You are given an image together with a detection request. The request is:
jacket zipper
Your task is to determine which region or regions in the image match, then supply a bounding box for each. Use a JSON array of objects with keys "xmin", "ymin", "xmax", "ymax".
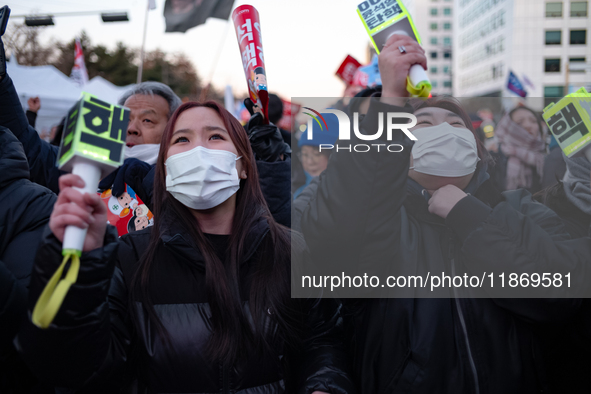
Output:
[{"xmin": 449, "ymin": 233, "xmax": 480, "ymax": 394}]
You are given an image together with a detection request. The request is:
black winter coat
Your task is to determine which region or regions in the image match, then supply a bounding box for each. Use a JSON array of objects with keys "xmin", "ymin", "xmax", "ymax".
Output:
[
  {"xmin": 0, "ymin": 127, "xmax": 56, "ymax": 393},
  {"xmin": 17, "ymin": 214, "xmax": 354, "ymax": 393},
  {"xmin": 533, "ymin": 183, "xmax": 591, "ymax": 393},
  {"xmin": 299, "ymin": 98, "xmax": 586, "ymax": 394},
  {"xmin": 0, "ymin": 75, "xmax": 62, "ymax": 194}
]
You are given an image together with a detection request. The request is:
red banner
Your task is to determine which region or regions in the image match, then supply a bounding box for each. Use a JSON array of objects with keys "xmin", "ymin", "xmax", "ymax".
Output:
[
  {"xmin": 232, "ymin": 5, "xmax": 269, "ymax": 122},
  {"xmin": 277, "ymin": 99, "xmax": 301, "ymax": 131},
  {"xmin": 335, "ymin": 55, "xmax": 362, "ymax": 85},
  {"xmin": 98, "ymin": 185, "xmax": 153, "ymax": 237}
]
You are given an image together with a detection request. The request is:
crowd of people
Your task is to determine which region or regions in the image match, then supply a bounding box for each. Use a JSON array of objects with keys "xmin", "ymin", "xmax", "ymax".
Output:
[{"xmin": 0, "ymin": 28, "xmax": 591, "ymax": 394}]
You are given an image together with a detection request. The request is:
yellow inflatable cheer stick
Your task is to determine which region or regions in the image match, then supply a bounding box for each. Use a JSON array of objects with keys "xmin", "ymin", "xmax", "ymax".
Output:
[{"xmin": 32, "ymin": 93, "xmax": 129, "ymax": 328}]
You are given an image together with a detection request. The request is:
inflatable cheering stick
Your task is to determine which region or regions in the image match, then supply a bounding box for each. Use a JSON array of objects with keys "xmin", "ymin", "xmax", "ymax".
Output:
[
  {"xmin": 32, "ymin": 93, "xmax": 129, "ymax": 328},
  {"xmin": 543, "ymin": 87, "xmax": 591, "ymax": 162},
  {"xmin": 357, "ymin": 0, "xmax": 431, "ymax": 97},
  {"xmin": 232, "ymin": 4, "xmax": 270, "ymax": 123}
]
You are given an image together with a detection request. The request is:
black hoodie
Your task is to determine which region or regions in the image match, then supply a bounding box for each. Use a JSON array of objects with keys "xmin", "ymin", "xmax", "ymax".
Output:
[{"xmin": 0, "ymin": 127, "xmax": 56, "ymax": 393}]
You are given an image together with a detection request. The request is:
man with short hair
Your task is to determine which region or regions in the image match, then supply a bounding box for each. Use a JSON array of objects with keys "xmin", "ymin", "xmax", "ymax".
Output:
[
  {"xmin": 118, "ymin": 81, "xmax": 182, "ymax": 148},
  {"xmin": 0, "ymin": 71, "xmax": 182, "ymax": 193}
]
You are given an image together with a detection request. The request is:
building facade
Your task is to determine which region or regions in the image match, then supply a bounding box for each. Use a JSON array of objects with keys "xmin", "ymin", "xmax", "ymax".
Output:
[
  {"xmin": 413, "ymin": 0, "xmax": 455, "ymax": 95},
  {"xmin": 454, "ymin": 0, "xmax": 591, "ymax": 99}
]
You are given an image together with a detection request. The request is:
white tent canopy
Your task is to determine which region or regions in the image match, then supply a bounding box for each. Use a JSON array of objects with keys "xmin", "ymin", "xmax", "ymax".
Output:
[
  {"xmin": 84, "ymin": 76, "xmax": 135, "ymax": 106},
  {"xmin": 6, "ymin": 60, "xmax": 135, "ymax": 135}
]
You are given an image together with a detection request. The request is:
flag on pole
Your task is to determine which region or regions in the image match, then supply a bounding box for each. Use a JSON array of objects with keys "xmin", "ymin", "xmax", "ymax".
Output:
[
  {"xmin": 164, "ymin": 0, "xmax": 234, "ymax": 33},
  {"xmin": 522, "ymin": 75, "xmax": 535, "ymax": 90},
  {"xmin": 507, "ymin": 71, "xmax": 527, "ymax": 98},
  {"xmin": 70, "ymin": 38, "xmax": 89, "ymax": 87}
]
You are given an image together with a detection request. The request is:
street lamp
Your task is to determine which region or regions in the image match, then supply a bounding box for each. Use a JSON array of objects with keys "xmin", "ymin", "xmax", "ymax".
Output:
[
  {"xmin": 13, "ymin": 11, "xmax": 129, "ymax": 26},
  {"xmin": 24, "ymin": 16, "xmax": 54, "ymax": 26},
  {"xmin": 101, "ymin": 12, "xmax": 129, "ymax": 23}
]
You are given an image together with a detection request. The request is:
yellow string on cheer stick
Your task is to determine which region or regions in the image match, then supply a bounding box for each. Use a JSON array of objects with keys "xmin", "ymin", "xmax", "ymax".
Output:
[
  {"xmin": 31, "ymin": 93, "xmax": 129, "ymax": 329},
  {"xmin": 406, "ymin": 76, "xmax": 431, "ymax": 98},
  {"xmin": 32, "ymin": 253, "xmax": 80, "ymax": 328}
]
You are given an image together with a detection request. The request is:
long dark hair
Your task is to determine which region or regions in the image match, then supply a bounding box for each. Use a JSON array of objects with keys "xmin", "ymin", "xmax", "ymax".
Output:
[
  {"xmin": 129, "ymin": 101, "xmax": 299, "ymax": 366},
  {"xmin": 409, "ymin": 96, "xmax": 491, "ymax": 165}
]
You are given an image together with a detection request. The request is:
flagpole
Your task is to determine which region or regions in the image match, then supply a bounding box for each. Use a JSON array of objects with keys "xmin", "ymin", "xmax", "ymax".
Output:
[
  {"xmin": 199, "ymin": 20, "xmax": 232, "ymax": 102},
  {"xmin": 137, "ymin": 0, "xmax": 150, "ymax": 84}
]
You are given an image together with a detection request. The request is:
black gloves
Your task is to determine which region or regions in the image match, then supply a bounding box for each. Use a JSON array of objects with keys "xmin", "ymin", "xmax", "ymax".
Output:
[
  {"xmin": 98, "ymin": 158, "xmax": 154, "ymax": 209},
  {"xmin": 244, "ymin": 98, "xmax": 291, "ymax": 162}
]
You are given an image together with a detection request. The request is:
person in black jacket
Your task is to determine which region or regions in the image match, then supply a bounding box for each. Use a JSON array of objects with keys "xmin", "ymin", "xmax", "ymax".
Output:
[
  {"xmin": 17, "ymin": 101, "xmax": 353, "ymax": 394},
  {"xmin": 298, "ymin": 34, "xmax": 584, "ymax": 393},
  {"xmin": 0, "ymin": 69, "xmax": 291, "ymax": 228},
  {"xmin": 0, "ymin": 127, "xmax": 56, "ymax": 393},
  {"xmin": 533, "ymin": 154, "xmax": 591, "ymax": 393}
]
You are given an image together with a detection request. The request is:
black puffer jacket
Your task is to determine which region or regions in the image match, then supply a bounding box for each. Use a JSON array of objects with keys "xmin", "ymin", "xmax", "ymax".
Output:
[
  {"xmin": 0, "ymin": 127, "xmax": 56, "ymax": 393},
  {"xmin": 300, "ymin": 98, "xmax": 585, "ymax": 394},
  {"xmin": 533, "ymin": 183, "xmax": 591, "ymax": 394},
  {"xmin": 0, "ymin": 128, "xmax": 56, "ymax": 288},
  {"xmin": 17, "ymin": 213, "xmax": 354, "ymax": 393},
  {"xmin": 0, "ymin": 75, "xmax": 61, "ymax": 194}
]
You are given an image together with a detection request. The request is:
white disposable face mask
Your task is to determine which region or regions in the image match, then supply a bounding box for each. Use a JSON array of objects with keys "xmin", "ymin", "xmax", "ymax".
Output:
[
  {"xmin": 165, "ymin": 146, "xmax": 242, "ymax": 210},
  {"xmin": 410, "ymin": 122, "xmax": 479, "ymax": 177},
  {"xmin": 124, "ymin": 144, "xmax": 160, "ymax": 165}
]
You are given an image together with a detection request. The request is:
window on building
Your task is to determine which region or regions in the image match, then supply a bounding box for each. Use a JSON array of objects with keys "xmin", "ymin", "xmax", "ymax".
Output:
[
  {"xmin": 443, "ymin": 51, "xmax": 452, "ymax": 59},
  {"xmin": 431, "ymin": 8, "xmax": 438, "ymax": 15},
  {"xmin": 570, "ymin": 29, "xmax": 587, "ymax": 44},
  {"xmin": 571, "ymin": 1, "xmax": 588, "ymax": 16},
  {"xmin": 432, "ymin": 80, "xmax": 438, "ymax": 88},
  {"xmin": 431, "ymin": 51, "xmax": 438, "ymax": 59},
  {"xmin": 546, "ymin": 2, "xmax": 563, "ymax": 17},
  {"xmin": 444, "ymin": 22, "xmax": 452, "ymax": 30},
  {"xmin": 569, "ymin": 57, "xmax": 586, "ymax": 72},
  {"xmin": 431, "ymin": 66, "xmax": 438, "ymax": 74},
  {"xmin": 443, "ymin": 66, "xmax": 450, "ymax": 73},
  {"xmin": 430, "ymin": 22, "xmax": 438, "ymax": 30},
  {"xmin": 545, "ymin": 30, "xmax": 562, "ymax": 45},
  {"xmin": 443, "ymin": 8, "xmax": 452, "ymax": 15},
  {"xmin": 431, "ymin": 37, "xmax": 438, "ymax": 45},
  {"xmin": 545, "ymin": 86, "xmax": 565, "ymax": 106},
  {"xmin": 545, "ymin": 58, "xmax": 561, "ymax": 72},
  {"xmin": 443, "ymin": 37, "xmax": 452, "ymax": 46},
  {"xmin": 443, "ymin": 80, "xmax": 452, "ymax": 88},
  {"xmin": 544, "ymin": 86, "xmax": 565, "ymax": 97}
]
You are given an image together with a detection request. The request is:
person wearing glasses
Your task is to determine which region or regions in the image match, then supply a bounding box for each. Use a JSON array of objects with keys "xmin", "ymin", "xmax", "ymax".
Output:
[{"xmin": 293, "ymin": 117, "xmax": 339, "ymax": 200}]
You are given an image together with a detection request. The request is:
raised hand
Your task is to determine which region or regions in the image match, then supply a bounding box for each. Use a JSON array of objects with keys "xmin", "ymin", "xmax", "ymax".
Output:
[{"xmin": 50, "ymin": 174, "xmax": 107, "ymax": 252}]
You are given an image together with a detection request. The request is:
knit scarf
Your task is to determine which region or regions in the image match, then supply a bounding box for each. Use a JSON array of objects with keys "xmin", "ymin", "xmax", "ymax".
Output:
[{"xmin": 495, "ymin": 114, "xmax": 546, "ymax": 190}]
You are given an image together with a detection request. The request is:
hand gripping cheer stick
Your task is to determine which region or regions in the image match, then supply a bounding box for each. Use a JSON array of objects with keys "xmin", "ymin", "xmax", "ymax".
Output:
[
  {"xmin": 543, "ymin": 87, "xmax": 591, "ymax": 162},
  {"xmin": 357, "ymin": 0, "xmax": 432, "ymax": 98},
  {"xmin": 32, "ymin": 93, "xmax": 129, "ymax": 328}
]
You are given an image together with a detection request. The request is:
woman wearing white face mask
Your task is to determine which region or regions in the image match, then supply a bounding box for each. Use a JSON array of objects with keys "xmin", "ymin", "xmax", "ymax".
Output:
[
  {"xmin": 17, "ymin": 102, "xmax": 354, "ymax": 394},
  {"xmin": 300, "ymin": 33, "xmax": 581, "ymax": 394}
]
